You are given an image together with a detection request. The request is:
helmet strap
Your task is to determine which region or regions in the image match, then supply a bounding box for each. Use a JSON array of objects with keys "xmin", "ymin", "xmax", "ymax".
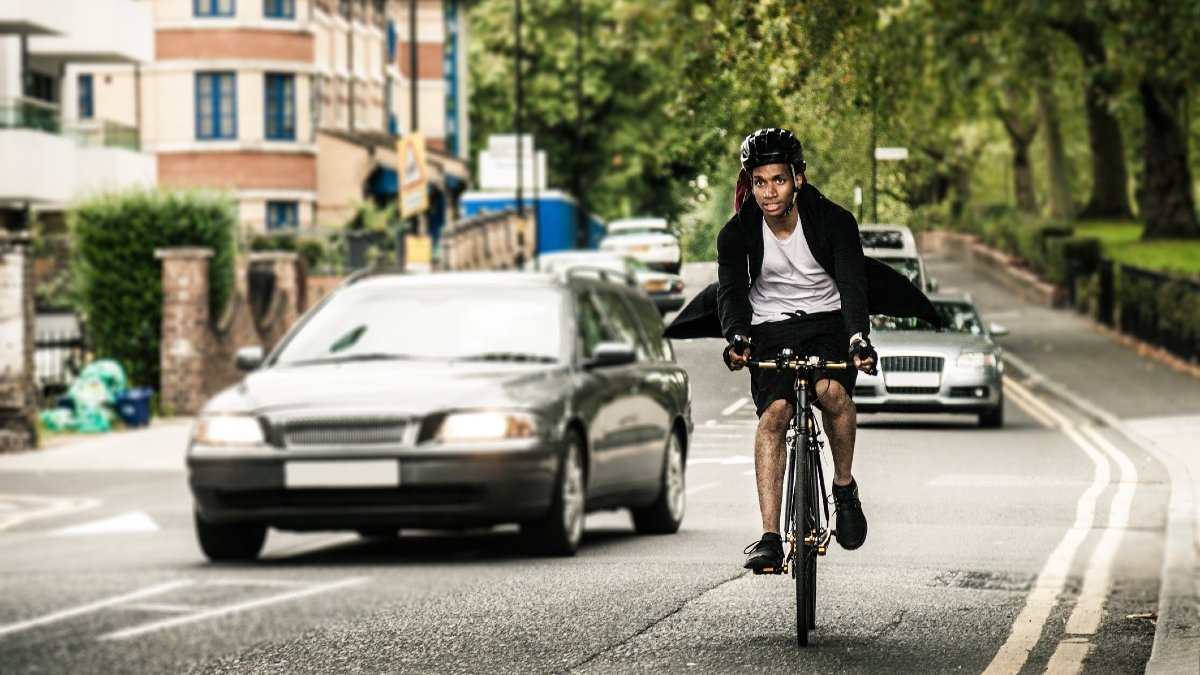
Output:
[{"xmin": 779, "ymin": 164, "xmax": 798, "ymax": 219}]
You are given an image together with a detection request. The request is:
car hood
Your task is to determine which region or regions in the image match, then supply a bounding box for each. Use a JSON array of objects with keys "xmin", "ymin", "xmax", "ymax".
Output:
[
  {"xmin": 871, "ymin": 331, "xmax": 997, "ymax": 354},
  {"xmin": 203, "ymin": 361, "xmax": 574, "ymax": 416}
]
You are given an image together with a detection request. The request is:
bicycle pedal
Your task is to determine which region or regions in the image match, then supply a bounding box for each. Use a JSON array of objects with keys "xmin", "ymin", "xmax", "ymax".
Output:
[{"xmin": 752, "ymin": 566, "xmax": 785, "ymax": 575}]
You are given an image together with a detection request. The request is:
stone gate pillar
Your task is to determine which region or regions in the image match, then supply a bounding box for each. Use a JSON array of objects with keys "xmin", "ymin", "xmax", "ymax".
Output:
[
  {"xmin": 0, "ymin": 232, "xmax": 36, "ymax": 451},
  {"xmin": 156, "ymin": 247, "xmax": 212, "ymax": 416}
]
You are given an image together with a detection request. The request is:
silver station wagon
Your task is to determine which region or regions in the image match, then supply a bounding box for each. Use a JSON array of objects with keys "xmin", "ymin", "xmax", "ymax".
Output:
[
  {"xmin": 853, "ymin": 293, "xmax": 1008, "ymax": 427},
  {"xmin": 187, "ymin": 271, "xmax": 692, "ymax": 561}
]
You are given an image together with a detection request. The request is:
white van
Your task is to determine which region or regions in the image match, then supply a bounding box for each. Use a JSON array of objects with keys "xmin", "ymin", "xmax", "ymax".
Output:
[{"xmin": 859, "ymin": 224, "xmax": 937, "ymax": 292}]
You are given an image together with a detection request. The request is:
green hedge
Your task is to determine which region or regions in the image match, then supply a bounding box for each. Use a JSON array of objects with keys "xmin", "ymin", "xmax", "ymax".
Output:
[
  {"xmin": 249, "ymin": 232, "xmax": 326, "ymax": 270},
  {"xmin": 70, "ymin": 189, "xmax": 237, "ymax": 388}
]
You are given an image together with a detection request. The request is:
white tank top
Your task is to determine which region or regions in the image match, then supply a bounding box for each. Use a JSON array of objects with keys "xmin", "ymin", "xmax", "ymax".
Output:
[{"xmin": 750, "ymin": 217, "xmax": 842, "ymax": 325}]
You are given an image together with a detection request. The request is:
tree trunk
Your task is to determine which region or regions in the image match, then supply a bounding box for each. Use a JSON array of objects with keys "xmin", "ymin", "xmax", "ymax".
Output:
[
  {"xmin": 1036, "ymin": 81, "xmax": 1073, "ymax": 219},
  {"xmin": 1057, "ymin": 19, "xmax": 1133, "ymax": 220},
  {"xmin": 1139, "ymin": 79, "xmax": 1200, "ymax": 239},
  {"xmin": 998, "ymin": 92, "xmax": 1039, "ymax": 214}
]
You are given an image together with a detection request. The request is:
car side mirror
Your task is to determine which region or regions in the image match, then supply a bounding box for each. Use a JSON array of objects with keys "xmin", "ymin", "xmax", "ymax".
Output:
[
  {"xmin": 927, "ymin": 277, "xmax": 940, "ymax": 292},
  {"xmin": 234, "ymin": 346, "xmax": 264, "ymax": 372},
  {"xmin": 587, "ymin": 341, "xmax": 637, "ymax": 369},
  {"xmin": 988, "ymin": 323, "xmax": 1009, "ymax": 337}
]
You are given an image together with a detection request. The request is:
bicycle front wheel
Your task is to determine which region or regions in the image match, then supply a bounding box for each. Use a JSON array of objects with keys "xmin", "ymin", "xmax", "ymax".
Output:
[{"xmin": 794, "ymin": 439, "xmax": 817, "ymax": 646}]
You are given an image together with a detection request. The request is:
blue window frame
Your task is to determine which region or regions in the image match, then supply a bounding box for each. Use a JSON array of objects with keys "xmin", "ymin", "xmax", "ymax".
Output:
[
  {"xmin": 194, "ymin": 0, "xmax": 235, "ymax": 17},
  {"xmin": 78, "ymin": 74, "xmax": 94, "ymax": 119},
  {"xmin": 264, "ymin": 73, "xmax": 296, "ymax": 140},
  {"xmin": 195, "ymin": 72, "xmax": 237, "ymax": 140},
  {"xmin": 266, "ymin": 201, "xmax": 299, "ymax": 230},
  {"xmin": 264, "ymin": 0, "xmax": 294, "ymax": 18},
  {"xmin": 386, "ymin": 19, "xmax": 397, "ymax": 61}
]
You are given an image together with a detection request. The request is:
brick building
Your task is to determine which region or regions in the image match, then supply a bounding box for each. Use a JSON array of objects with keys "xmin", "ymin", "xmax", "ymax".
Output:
[{"xmin": 75, "ymin": 0, "xmax": 470, "ymax": 240}]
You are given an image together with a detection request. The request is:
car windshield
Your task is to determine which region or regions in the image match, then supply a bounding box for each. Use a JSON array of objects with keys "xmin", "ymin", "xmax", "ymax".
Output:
[
  {"xmin": 273, "ymin": 286, "xmax": 564, "ymax": 365},
  {"xmin": 872, "ymin": 302, "xmax": 984, "ymax": 334},
  {"xmin": 879, "ymin": 257, "xmax": 922, "ymax": 285}
]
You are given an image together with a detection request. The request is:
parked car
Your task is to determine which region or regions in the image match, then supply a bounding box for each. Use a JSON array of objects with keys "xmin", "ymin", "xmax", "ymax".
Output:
[
  {"xmin": 599, "ymin": 217, "xmax": 682, "ymax": 274},
  {"xmin": 853, "ymin": 293, "xmax": 1008, "ymax": 427},
  {"xmin": 187, "ymin": 271, "xmax": 692, "ymax": 561},
  {"xmin": 859, "ymin": 224, "xmax": 937, "ymax": 292},
  {"xmin": 531, "ymin": 250, "xmax": 686, "ymax": 314}
]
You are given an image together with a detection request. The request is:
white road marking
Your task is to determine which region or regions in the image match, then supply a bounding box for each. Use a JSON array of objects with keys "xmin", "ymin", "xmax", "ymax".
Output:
[
  {"xmin": 983, "ymin": 378, "xmax": 1111, "ymax": 675},
  {"xmin": 1003, "ymin": 378, "xmax": 1059, "ymax": 429},
  {"xmin": 51, "ymin": 511, "xmax": 158, "ymax": 536},
  {"xmin": 686, "ymin": 482, "xmax": 721, "ymax": 496},
  {"xmin": 0, "ymin": 580, "xmax": 194, "ymax": 638},
  {"xmin": 121, "ymin": 602, "xmax": 205, "ymax": 614},
  {"xmin": 704, "ymin": 419, "xmax": 718, "ymax": 427},
  {"xmin": 260, "ymin": 533, "xmax": 361, "ymax": 560},
  {"xmin": 687, "ymin": 456, "xmax": 753, "ymax": 466},
  {"xmin": 99, "ymin": 576, "xmax": 369, "ymax": 641},
  {"xmin": 721, "ymin": 398, "xmax": 750, "ymax": 416},
  {"xmin": 1045, "ymin": 639, "xmax": 1092, "ymax": 674},
  {"xmin": 0, "ymin": 494, "xmax": 101, "ymax": 532}
]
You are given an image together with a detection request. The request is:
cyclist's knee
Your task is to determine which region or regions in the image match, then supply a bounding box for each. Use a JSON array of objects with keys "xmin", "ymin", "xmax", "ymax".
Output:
[
  {"xmin": 818, "ymin": 380, "xmax": 851, "ymax": 415},
  {"xmin": 761, "ymin": 398, "xmax": 792, "ymax": 428}
]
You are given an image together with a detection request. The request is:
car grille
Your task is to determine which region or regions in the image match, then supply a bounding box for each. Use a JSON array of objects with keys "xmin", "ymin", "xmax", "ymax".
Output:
[
  {"xmin": 853, "ymin": 386, "xmax": 878, "ymax": 398},
  {"xmin": 272, "ymin": 416, "xmax": 415, "ymax": 448},
  {"xmin": 217, "ymin": 486, "xmax": 481, "ymax": 509},
  {"xmin": 885, "ymin": 386, "xmax": 940, "ymax": 395},
  {"xmin": 881, "ymin": 356, "xmax": 944, "ymax": 373}
]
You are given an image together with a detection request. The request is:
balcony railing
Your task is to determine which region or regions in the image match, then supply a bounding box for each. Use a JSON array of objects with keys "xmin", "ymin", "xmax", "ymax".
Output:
[{"xmin": 0, "ymin": 97, "xmax": 141, "ymax": 151}]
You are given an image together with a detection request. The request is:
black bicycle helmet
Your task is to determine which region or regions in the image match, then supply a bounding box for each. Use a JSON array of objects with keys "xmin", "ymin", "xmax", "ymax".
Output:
[{"xmin": 740, "ymin": 128, "xmax": 805, "ymax": 173}]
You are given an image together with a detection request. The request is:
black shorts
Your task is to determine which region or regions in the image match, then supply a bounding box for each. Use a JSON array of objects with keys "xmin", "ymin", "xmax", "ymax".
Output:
[{"xmin": 749, "ymin": 311, "xmax": 858, "ymax": 416}]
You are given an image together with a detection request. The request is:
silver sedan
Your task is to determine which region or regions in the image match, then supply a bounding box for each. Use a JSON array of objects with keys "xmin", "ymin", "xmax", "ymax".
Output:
[{"xmin": 853, "ymin": 294, "xmax": 1008, "ymax": 427}]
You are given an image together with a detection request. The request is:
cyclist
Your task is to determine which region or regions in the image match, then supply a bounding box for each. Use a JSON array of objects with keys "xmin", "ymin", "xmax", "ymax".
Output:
[{"xmin": 717, "ymin": 128, "xmax": 877, "ymax": 573}]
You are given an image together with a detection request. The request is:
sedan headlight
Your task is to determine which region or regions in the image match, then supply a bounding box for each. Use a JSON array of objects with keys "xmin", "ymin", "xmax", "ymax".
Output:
[
  {"xmin": 435, "ymin": 411, "xmax": 538, "ymax": 443},
  {"xmin": 957, "ymin": 351, "xmax": 997, "ymax": 368},
  {"xmin": 192, "ymin": 415, "xmax": 265, "ymax": 446}
]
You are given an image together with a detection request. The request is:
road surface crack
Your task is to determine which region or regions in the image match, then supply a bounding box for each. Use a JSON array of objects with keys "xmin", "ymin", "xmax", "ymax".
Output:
[{"xmin": 559, "ymin": 570, "xmax": 748, "ymax": 674}]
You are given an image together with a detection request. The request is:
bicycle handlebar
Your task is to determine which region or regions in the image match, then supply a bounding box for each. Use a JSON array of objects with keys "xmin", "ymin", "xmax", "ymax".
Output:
[{"xmin": 746, "ymin": 356, "xmax": 850, "ymax": 371}]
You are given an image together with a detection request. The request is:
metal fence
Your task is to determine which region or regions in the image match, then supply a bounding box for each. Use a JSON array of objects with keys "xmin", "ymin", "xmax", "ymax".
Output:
[
  {"xmin": 34, "ymin": 330, "xmax": 86, "ymax": 402},
  {"xmin": 1104, "ymin": 261, "xmax": 1200, "ymax": 363}
]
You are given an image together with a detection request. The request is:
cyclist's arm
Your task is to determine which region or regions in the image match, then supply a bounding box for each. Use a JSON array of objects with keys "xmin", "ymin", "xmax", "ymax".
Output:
[
  {"xmin": 828, "ymin": 209, "xmax": 870, "ymax": 341},
  {"xmin": 716, "ymin": 220, "xmax": 753, "ymax": 343}
]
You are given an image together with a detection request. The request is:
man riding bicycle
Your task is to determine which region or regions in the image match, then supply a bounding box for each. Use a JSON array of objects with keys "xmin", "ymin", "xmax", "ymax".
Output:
[{"xmin": 717, "ymin": 128, "xmax": 877, "ymax": 573}]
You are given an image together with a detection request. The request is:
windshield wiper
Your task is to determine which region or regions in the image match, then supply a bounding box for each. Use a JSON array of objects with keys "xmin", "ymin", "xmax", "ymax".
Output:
[
  {"xmin": 454, "ymin": 352, "xmax": 558, "ymax": 364},
  {"xmin": 288, "ymin": 353, "xmax": 421, "ymax": 366}
]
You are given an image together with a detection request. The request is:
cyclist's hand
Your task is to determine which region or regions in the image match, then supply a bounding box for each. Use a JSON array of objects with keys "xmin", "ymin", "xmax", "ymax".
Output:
[
  {"xmin": 850, "ymin": 336, "xmax": 878, "ymax": 375},
  {"xmin": 724, "ymin": 335, "xmax": 754, "ymax": 371}
]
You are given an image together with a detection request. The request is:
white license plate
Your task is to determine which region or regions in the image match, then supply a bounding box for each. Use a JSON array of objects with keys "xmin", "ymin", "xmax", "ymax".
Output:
[
  {"xmin": 884, "ymin": 372, "xmax": 941, "ymax": 388},
  {"xmin": 284, "ymin": 460, "xmax": 399, "ymax": 488}
]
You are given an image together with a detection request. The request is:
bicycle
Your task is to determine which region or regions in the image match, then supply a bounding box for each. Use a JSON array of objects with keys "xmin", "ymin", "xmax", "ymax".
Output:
[{"xmin": 747, "ymin": 350, "xmax": 849, "ymax": 647}]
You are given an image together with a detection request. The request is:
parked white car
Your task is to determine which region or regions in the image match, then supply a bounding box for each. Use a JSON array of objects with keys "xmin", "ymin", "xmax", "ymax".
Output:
[
  {"xmin": 599, "ymin": 217, "xmax": 682, "ymax": 274},
  {"xmin": 859, "ymin": 224, "xmax": 937, "ymax": 292}
]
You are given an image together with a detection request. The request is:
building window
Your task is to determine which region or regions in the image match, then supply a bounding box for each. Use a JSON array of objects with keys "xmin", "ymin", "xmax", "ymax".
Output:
[
  {"xmin": 264, "ymin": 73, "xmax": 296, "ymax": 140},
  {"xmin": 266, "ymin": 201, "xmax": 299, "ymax": 230},
  {"xmin": 264, "ymin": 0, "xmax": 294, "ymax": 18},
  {"xmin": 78, "ymin": 75, "xmax": 94, "ymax": 119},
  {"xmin": 194, "ymin": 0, "xmax": 235, "ymax": 17},
  {"xmin": 195, "ymin": 72, "xmax": 237, "ymax": 140}
]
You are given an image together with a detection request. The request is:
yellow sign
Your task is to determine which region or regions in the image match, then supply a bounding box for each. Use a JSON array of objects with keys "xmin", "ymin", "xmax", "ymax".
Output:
[
  {"xmin": 405, "ymin": 233, "xmax": 432, "ymax": 266},
  {"xmin": 398, "ymin": 131, "xmax": 429, "ymax": 218}
]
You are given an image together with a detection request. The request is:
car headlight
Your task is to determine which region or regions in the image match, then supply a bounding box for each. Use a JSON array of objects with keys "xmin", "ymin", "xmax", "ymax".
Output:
[
  {"xmin": 435, "ymin": 411, "xmax": 538, "ymax": 443},
  {"xmin": 192, "ymin": 415, "xmax": 265, "ymax": 446},
  {"xmin": 957, "ymin": 351, "xmax": 997, "ymax": 368}
]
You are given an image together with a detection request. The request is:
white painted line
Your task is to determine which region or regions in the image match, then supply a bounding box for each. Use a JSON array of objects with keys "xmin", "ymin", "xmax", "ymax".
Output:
[
  {"xmin": 743, "ymin": 469, "xmax": 756, "ymax": 476},
  {"xmin": 983, "ymin": 378, "xmax": 1110, "ymax": 675},
  {"xmin": 260, "ymin": 533, "xmax": 360, "ymax": 560},
  {"xmin": 704, "ymin": 419, "xmax": 718, "ymax": 427},
  {"xmin": 121, "ymin": 602, "xmax": 205, "ymax": 614},
  {"xmin": 0, "ymin": 580, "xmax": 193, "ymax": 637},
  {"xmin": 205, "ymin": 577, "xmax": 312, "ymax": 588},
  {"xmin": 1044, "ymin": 639, "xmax": 1092, "ymax": 675},
  {"xmin": 687, "ymin": 456, "xmax": 753, "ymax": 465},
  {"xmin": 1002, "ymin": 377, "xmax": 1059, "ymax": 429},
  {"xmin": 51, "ymin": 511, "xmax": 159, "ymax": 536},
  {"xmin": 0, "ymin": 494, "xmax": 101, "ymax": 532},
  {"xmin": 1066, "ymin": 425, "xmax": 1138, "ymax": 635},
  {"xmin": 686, "ymin": 482, "xmax": 721, "ymax": 496},
  {"xmin": 721, "ymin": 398, "xmax": 750, "ymax": 416},
  {"xmin": 99, "ymin": 576, "xmax": 369, "ymax": 641}
]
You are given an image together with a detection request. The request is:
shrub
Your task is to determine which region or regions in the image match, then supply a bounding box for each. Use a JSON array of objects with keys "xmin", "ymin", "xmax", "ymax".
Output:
[{"xmin": 70, "ymin": 189, "xmax": 237, "ymax": 388}]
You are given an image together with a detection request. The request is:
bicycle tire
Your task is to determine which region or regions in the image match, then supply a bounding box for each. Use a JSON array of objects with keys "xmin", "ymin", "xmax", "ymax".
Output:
[
  {"xmin": 794, "ymin": 429, "xmax": 816, "ymax": 646},
  {"xmin": 807, "ymin": 439, "xmax": 820, "ymax": 629}
]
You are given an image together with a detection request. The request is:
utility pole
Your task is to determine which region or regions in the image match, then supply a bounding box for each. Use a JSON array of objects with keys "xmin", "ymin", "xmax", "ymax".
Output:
[
  {"xmin": 870, "ymin": 77, "xmax": 878, "ymax": 225},
  {"xmin": 574, "ymin": 0, "xmax": 586, "ymax": 248}
]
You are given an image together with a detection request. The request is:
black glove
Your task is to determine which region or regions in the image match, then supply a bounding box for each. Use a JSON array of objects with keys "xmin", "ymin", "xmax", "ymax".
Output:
[
  {"xmin": 723, "ymin": 334, "xmax": 755, "ymax": 370},
  {"xmin": 850, "ymin": 337, "xmax": 879, "ymax": 376}
]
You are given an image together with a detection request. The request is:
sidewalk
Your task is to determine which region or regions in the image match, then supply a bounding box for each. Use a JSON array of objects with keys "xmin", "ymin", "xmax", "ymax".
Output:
[
  {"xmin": 0, "ymin": 417, "xmax": 193, "ymax": 473},
  {"xmin": 929, "ymin": 255, "xmax": 1200, "ymax": 673}
]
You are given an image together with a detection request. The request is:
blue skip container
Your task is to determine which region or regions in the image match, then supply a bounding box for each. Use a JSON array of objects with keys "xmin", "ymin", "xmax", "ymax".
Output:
[{"xmin": 114, "ymin": 387, "xmax": 154, "ymax": 428}]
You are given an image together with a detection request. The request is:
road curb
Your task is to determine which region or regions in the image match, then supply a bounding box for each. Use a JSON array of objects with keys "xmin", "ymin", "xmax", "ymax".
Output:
[{"xmin": 1003, "ymin": 350, "xmax": 1200, "ymax": 674}]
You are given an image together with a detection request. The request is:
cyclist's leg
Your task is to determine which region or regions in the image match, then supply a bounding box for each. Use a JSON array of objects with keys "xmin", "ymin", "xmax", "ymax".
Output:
[
  {"xmin": 754, "ymin": 398, "xmax": 792, "ymax": 533},
  {"xmin": 815, "ymin": 378, "xmax": 855, "ymax": 485}
]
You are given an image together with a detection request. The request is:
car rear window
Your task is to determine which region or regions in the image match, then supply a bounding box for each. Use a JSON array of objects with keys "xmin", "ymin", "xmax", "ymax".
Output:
[
  {"xmin": 273, "ymin": 286, "xmax": 565, "ymax": 365},
  {"xmin": 860, "ymin": 231, "xmax": 905, "ymax": 249}
]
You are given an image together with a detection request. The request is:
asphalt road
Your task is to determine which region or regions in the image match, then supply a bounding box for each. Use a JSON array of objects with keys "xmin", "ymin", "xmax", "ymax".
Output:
[{"xmin": 0, "ymin": 260, "xmax": 1165, "ymax": 674}]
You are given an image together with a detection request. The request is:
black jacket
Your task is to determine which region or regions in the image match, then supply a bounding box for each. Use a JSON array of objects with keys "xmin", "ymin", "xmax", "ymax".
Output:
[{"xmin": 716, "ymin": 182, "xmax": 869, "ymax": 341}]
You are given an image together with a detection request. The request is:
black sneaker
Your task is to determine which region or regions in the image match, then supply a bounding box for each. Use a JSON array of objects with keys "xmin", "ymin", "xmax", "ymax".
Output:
[
  {"xmin": 832, "ymin": 479, "xmax": 868, "ymax": 550},
  {"xmin": 743, "ymin": 532, "xmax": 784, "ymax": 574}
]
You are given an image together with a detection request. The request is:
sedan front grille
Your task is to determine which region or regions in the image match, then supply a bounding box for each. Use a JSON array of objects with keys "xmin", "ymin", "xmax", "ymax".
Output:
[
  {"xmin": 885, "ymin": 386, "xmax": 940, "ymax": 395},
  {"xmin": 273, "ymin": 417, "xmax": 414, "ymax": 448},
  {"xmin": 881, "ymin": 356, "xmax": 944, "ymax": 373}
]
